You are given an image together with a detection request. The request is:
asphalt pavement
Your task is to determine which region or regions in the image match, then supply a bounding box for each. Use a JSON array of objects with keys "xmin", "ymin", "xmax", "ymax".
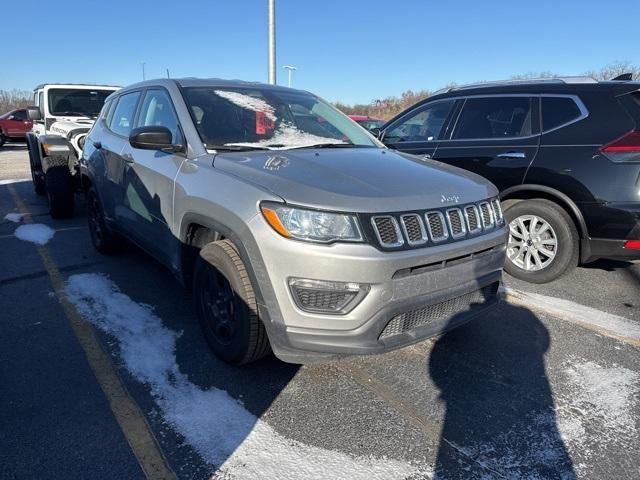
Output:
[{"xmin": 1, "ymin": 147, "xmax": 638, "ymax": 480}]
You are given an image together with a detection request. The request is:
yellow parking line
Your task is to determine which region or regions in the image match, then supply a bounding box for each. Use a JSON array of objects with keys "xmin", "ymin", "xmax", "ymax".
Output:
[{"xmin": 8, "ymin": 185, "xmax": 175, "ymax": 480}]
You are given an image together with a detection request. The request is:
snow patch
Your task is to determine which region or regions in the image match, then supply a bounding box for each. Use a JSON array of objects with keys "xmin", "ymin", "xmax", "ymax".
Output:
[
  {"xmin": 14, "ymin": 224, "xmax": 55, "ymax": 245},
  {"xmin": 65, "ymin": 273, "xmax": 421, "ymax": 480},
  {"xmin": 227, "ymin": 122, "xmax": 344, "ymax": 150},
  {"xmin": 4, "ymin": 212, "xmax": 24, "ymax": 223},
  {"xmin": 214, "ymin": 90, "xmax": 277, "ymax": 121}
]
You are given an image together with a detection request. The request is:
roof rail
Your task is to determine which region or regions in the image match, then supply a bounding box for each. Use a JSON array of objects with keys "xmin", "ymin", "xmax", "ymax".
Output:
[{"xmin": 432, "ymin": 76, "xmax": 599, "ymax": 95}]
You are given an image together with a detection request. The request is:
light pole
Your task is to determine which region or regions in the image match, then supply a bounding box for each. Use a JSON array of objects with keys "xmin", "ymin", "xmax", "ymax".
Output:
[
  {"xmin": 141, "ymin": 62, "xmax": 146, "ymax": 81},
  {"xmin": 268, "ymin": 0, "xmax": 276, "ymax": 84},
  {"xmin": 283, "ymin": 65, "xmax": 297, "ymax": 88}
]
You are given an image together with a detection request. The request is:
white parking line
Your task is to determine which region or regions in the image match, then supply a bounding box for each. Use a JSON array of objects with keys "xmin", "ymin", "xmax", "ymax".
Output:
[{"xmin": 504, "ymin": 287, "xmax": 640, "ymax": 346}]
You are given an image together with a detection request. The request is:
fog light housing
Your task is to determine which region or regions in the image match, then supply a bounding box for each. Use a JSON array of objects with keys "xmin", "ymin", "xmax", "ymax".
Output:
[{"xmin": 288, "ymin": 278, "xmax": 369, "ymax": 315}]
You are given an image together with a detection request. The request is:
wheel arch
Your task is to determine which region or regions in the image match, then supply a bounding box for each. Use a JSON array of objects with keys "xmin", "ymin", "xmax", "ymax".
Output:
[{"xmin": 500, "ymin": 184, "xmax": 589, "ymax": 239}]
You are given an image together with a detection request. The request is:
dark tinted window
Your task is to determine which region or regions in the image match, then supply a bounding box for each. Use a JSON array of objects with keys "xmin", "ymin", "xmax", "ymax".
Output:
[
  {"xmin": 108, "ymin": 92, "xmax": 140, "ymax": 136},
  {"xmin": 48, "ymin": 88, "xmax": 114, "ymax": 117},
  {"xmin": 453, "ymin": 97, "xmax": 533, "ymax": 139},
  {"xmin": 13, "ymin": 110, "xmax": 28, "ymax": 120},
  {"xmin": 542, "ymin": 97, "xmax": 582, "ymax": 131},
  {"xmin": 385, "ymin": 100, "xmax": 455, "ymax": 143}
]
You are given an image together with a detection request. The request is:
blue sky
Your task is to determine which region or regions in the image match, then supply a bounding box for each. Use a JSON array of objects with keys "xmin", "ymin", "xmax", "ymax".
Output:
[{"xmin": 3, "ymin": 0, "xmax": 639, "ymax": 104}]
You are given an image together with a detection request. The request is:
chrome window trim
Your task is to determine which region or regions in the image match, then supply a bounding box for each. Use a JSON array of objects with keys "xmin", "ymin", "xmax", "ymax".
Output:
[
  {"xmin": 371, "ymin": 215, "xmax": 405, "ymax": 248},
  {"xmin": 400, "ymin": 214, "xmax": 428, "ymax": 246},
  {"xmin": 446, "ymin": 208, "xmax": 467, "ymax": 239},
  {"xmin": 463, "ymin": 205, "xmax": 482, "ymax": 234},
  {"xmin": 425, "ymin": 211, "xmax": 449, "ymax": 242},
  {"xmin": 479, "ymin": 202, "xmax": 495, "ymax": 229}
]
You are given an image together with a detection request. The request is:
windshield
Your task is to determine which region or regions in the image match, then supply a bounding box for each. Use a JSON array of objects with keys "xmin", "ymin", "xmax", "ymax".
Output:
[
  {"xmin": 48, "ymin": 88, "xmax": 115, "ymax": 117},
  {"xmin": 182, "ymin": 87, "xmax": 379, "ymax": 150}
]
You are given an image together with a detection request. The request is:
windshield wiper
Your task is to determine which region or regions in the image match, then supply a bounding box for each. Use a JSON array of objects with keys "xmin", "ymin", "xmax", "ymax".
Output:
[
  {"xmin": 205, "ymin": 144, "xmax": 272, "ymax": 152},
  {"xmin": 288, "ymin": 143, "xmax": 358, "ymax": 150}
]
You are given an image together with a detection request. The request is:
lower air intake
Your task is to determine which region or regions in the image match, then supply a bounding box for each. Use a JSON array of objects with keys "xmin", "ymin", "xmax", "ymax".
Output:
[{"xmin": 379, "ymin": 283, "xmax": 499, "ymax": 339}]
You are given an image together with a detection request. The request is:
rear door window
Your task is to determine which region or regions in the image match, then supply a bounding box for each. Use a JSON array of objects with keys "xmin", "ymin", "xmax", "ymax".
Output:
[
  {"xmin": 452, "ymin": 97, "xmax": 534, "ymax": 140},
  {"xmin": 108, "ymin": 91, "xmax": 141, "ymax": 136},
  {"xmin": 541, "ymin": 96, "xmax": 583, "ymax": 131}
]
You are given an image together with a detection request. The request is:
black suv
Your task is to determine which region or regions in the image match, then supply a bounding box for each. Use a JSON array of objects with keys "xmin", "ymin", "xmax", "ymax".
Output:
[{"xmin": 377, "ymin": 77, "xmax": 640, "ymax": 283}]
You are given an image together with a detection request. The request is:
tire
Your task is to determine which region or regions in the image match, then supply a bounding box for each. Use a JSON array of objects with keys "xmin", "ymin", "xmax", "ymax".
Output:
[
  {"xmin": 503, "ymin": 199, "xmax": 579, "ymax": 283},
  {"xmin": 27, "ymin": 136, "xmax": 46, "ymax": 195},
  {"xmin": 87, "ymin": 187, "xmax": 122, "ymax": 254},
  {"xmin": 193, "ymin": 239, "xmax": 271, "ymax": 365},
  {"xmin": 0, "ymin": 132, "xmax": 6, "ymax": 147},
  {"xmin": 45, "ymin": 166, "xmax": 75, "ymax": 218}
]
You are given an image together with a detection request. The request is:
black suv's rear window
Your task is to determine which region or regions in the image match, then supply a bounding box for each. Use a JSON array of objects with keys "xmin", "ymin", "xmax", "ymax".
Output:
[
  {"xmin": 542, "ymin": 97, "xmax": 582, "ymax": 131},
  {"xmin": 453, "ymin": 97, "xmax": 533, "ymax": 139}
]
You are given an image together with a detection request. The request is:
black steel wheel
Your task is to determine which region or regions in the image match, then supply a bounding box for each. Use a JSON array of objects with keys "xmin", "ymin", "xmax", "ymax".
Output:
[{"xmin": 193, "ymin": 239, "xmax": 271, "ymax": 365}]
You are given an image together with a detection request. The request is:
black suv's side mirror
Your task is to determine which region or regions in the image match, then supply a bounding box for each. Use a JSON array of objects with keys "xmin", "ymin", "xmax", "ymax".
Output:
[
  {"xmin": 27, "ymin": 106, "xmax": 42, "ymax": 121},
  {"xmin": 129, "ymin": 126, "xmax": 182, "ymax": 152}
]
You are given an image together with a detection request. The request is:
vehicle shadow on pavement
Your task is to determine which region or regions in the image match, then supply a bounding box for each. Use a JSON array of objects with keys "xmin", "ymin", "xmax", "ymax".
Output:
[{"xmin": 428, "ymin": 302, "xmax": 576, "ymax": 479}]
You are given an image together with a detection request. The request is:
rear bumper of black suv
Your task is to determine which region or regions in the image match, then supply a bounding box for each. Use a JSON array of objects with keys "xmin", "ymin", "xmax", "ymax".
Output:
[{"xmin": 580, "ymin": 202, "xmax": 640, "ymax": 263}]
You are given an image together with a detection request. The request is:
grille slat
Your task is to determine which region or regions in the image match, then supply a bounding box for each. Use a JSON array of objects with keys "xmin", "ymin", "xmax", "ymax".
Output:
[
  {"xmin": 446, "ymin": 208, "xmax": 466, "ymax": 238},
  {"xmin": 491, "ymin": 199, "xmax": 504, "ymax": 224},
  {"xmin": 371, "ymin": 216, "xmax": 403, "ymax": 247},
  {"xmin": 401, "ymin": 214, "xmax": 427, "ymax": 246},
  {"xmin": 464, "ymin": 205, "xmax": 481, "ymax": 233},
  {"xmin": 426, "ymin": 212, "xmax": 448, "ymax": 242},
  {"xmin": 379, "ymin": 283, "xmax": 499, "ymax": 339},
  {"xmin": 479, "ymin": 202, "xmax": 495, "ymax": 229}
]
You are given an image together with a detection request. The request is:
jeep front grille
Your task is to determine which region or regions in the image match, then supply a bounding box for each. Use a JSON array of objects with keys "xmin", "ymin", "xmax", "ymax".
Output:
[
  {"xmin": 365, "ymin": 198, "xmax": 503, "ymax": 250},
  {"xmin": 379, "ymin": 282, "xmax": 499, "ymax": 339}
]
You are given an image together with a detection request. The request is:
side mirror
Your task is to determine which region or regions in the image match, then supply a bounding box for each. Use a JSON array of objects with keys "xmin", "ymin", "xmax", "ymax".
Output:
[
  {"xmin": 129, "ymin": 125, "xmax": 181, "ymax": 152},
  {"xmin": 27, "ymin": 106, "xmax": 42, "ymax": 121}
]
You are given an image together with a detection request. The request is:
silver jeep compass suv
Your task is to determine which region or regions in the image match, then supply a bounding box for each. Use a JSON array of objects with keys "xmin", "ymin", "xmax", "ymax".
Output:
[{"xmin": 81, "ymin": 78, "xmax": 507, "ymax": 364}]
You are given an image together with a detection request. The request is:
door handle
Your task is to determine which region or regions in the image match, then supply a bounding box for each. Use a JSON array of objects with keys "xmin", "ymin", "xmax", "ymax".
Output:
[
  {"xmin": 93, "ymin": 141, "xmax": 102, "ymax": 149},
  {"xmin": 497, "ymin": 151, "xmax": 526, "ymax": 159}
]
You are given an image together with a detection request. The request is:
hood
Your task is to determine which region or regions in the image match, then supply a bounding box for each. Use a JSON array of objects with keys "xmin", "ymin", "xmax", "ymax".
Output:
[
  {"xmin": 50, "ymin": 118, "xmax": 95, "ymax": 136},
  {"xmin": 213, "ymin": 148, "xmax": 498, "ymax": 212}
]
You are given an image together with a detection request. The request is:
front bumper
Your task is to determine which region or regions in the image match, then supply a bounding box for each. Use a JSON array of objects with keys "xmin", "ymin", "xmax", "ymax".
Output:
[{"xmin": 247, "ymin": 215, "xmax": 507, "ymax": 363}]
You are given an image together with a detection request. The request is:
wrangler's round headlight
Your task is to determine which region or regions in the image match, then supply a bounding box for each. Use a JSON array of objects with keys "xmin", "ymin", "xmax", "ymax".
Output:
[{"xmin": 261, "ymin": 202, "xmax": 362, "ymax": 243}]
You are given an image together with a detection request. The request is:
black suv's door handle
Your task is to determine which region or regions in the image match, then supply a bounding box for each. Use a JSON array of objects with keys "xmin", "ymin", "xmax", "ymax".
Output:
[{"xmin": 497, "ymin": 151, "xmax": 526, "ymax": 159}]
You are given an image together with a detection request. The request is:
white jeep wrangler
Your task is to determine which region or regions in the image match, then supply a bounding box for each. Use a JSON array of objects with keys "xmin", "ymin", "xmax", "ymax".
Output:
[{"xmin": 27, "ymin": 84, "xmax": 119, "ymax": 217}]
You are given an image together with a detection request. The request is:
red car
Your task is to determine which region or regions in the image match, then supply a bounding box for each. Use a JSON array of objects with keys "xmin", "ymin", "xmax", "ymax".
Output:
[
  {"xmin": 348, "ymin": 115, "xmax": 385, "ymax": 132},
  {"xmin": 0, "ymin": 108, "xmax": 33, "ymax": 146}
]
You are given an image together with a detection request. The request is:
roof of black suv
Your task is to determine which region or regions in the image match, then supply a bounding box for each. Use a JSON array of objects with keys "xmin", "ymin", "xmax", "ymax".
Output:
[{"xmin": 427, "ymin": 77, "xmax": 640, "ymax": 101}]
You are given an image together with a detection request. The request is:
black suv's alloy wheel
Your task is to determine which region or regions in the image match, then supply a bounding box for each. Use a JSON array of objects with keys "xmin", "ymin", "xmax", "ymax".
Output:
[{"xmin": 503, "ymin": 199, "xmax": 578, "ymax": 283}]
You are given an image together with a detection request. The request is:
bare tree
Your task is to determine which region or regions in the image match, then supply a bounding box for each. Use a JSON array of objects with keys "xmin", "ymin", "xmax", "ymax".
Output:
[
  {"xmin": 0, "ymin": 89, "xmax": 32, "ymax": 114},
  {"xmin": 584, "ymin": 61, "xmax": 640, "ymax": 81}
]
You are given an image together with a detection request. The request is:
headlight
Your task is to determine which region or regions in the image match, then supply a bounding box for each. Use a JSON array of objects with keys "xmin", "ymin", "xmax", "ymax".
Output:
[{"xmin": 261, "ymin": 202, "xmax": 363, "ymax": 243}]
